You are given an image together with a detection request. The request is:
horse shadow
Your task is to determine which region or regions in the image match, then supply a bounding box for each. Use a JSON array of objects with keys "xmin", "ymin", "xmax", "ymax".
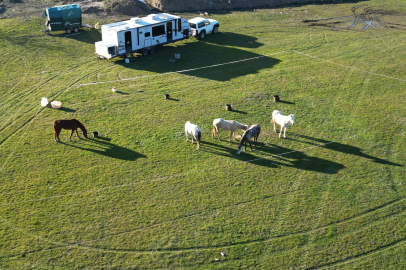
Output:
[
  {"xmin": 201, "ymin": 140, "xmax": 345, "ymax": 174},
  {"xmin": 58, "ymin": 107, "xmax": 76, "ymax": 113},
  {"xmin": 290, "ymin": 134, "xmax": 403, "ymax": 167},
  {"xmin": 62, "ymin": 137, "xmax": 146, "ymax": 161}
]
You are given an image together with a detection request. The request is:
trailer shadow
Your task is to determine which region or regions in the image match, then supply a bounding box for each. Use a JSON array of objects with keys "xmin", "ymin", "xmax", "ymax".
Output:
[
  {"xmin": 201, "ymin": 140, "xmax": 345, "ymax": 174},
  {"xmin": 46, "ymin": 28, "xmax": 101, "ymax": 44},
  {"xmin": 117, "ymin": 42, "xmax": 281, "ymax": 82},
  {"xmin": 201, "ymin": 32, "xmax": 264, "ymax": 48}
]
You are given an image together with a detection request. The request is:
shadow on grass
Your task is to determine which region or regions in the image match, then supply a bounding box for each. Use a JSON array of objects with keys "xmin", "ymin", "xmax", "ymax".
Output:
[
  {"xmin": 291, "ymin": 134, "xmax": 403, "ymax": 167},
  {"xmin": 200, "ymin": 32, "xmax": 264, "ymax": 48},
  {"xmin": 58, "ymin": 107, "xmax": 76, "ymax": 113},
  {"xmin": 166, "ymin": 97, "xmax": 180, "ymax": 101},
  {"xmin": 227, "ymin": 109, "xmax": 247, "ymax": 114},
  {"xmin": 201, "ymin": 140, "xmax": 345, "ymax": 174},
  {"xmin": 116, "ymin": 41, "xmax": 281, "ymax": 82},
  {"xmin": 277, "ymin": 100, "xmax": 295, "ymax": 105},
  {"xmin": 62, "ymin": 137, "xmax": 146, "ymax": 161}
]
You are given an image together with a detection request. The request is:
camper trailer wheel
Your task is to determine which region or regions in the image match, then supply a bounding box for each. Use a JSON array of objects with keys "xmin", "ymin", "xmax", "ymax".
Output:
[
  {"xmin": 73, "ymin": 27, "xmax": 79, "ymax": 33},
  {"xmin": 141, "ymin": 49, "xmax": 149, "ymax": 56},
  {"xmin": 149, "ymin": 47, "xmax": 155, "ymax": 54},
  {"xmin": 66, "ymin": 28, "xmax": 72, "ymax": 34}
]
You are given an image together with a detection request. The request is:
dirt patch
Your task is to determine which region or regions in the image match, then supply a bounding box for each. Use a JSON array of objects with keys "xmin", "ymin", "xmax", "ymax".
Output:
[
  {"xmin": 105, "ymin": 0, "xmax": 151, "ymax": 16},
  {"xmin": 303, "ymin": 6, "xmax": 406, "ymax": 31}
]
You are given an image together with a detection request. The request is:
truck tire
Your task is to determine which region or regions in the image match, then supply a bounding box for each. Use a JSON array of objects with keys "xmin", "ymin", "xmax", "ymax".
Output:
[
  {"xmin": 73, "ymin": 27, "xmax": 79, "ymax": 33},
  {"xmin": 213, "ymin": 26, "xmax": 219, "ymax": 34},
  {"xmin": 66, "ymin": 28, "xmax": 72, "ymax": 34},
  {"xmin": 199, "ymin": 30, "xmax": 206, "ymax": 39},
  {"xmin": 141, "ymin": 48, "xmax": 148, "ymax": 56},
  {"xmin": 149, "ymin": 47, "xmax": 155, "ymax": 54}
]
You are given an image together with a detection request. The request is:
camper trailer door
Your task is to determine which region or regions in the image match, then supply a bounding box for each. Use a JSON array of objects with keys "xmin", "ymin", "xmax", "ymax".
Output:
[{"xmin": 117, "ymin": 31, "xmax": 126, "ymax": 55}]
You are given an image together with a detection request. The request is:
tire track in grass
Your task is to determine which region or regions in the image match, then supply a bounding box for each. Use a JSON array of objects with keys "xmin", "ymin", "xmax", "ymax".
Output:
[
  {"xmin": 0, "ymin": 64, "xmax": 113, "ymax": 172},
  {"xmin": 3, "ymin": 196, "xmax": 406, "ymax": 257},
  {"xmin": 0, "ymin": 60, "xmax": 116, "ymax": 147},
  {"xmin": 0, "ymin": 61, "xmax": 88, "ymax": 134}
]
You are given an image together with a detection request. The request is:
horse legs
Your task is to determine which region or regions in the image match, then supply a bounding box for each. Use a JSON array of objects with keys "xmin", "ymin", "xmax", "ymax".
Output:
[
  {"xmin": 273, "ymin": 120, "xmax": 277, "ymax": 133},
  {"xmin": 284, "ymin": 127, "xmax": 287, "ymax": 138},
  {"xmin": 185, "ymin": 131, "xmax": 189, "ymax": 142},
  {"xmin": 279, "ymin": 127, "xmax": 283, "ymax": 138},
  {"xmin": 68, "ymin": 129, "xmax": 75, "ymax": 141},
  {"xmin": 54, "ymin": 130, "xmax": 60, "ymax": 142},
  {"xmin": 75, "ymin": 128, "xmax": 81, "ymax": 139}
]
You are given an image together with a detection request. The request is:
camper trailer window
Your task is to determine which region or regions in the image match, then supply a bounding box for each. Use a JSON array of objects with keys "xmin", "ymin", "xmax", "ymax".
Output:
[
  {"xmin": 108, "ymin": 46, "xmax": 116, "ymax": 56},
  {"xmin": 152, "ymin": 25, "xmax": 165, "ymax": 37},
  {"xmin": 145, "ymin": 32, "xmax": 151, "ymax": 37}
]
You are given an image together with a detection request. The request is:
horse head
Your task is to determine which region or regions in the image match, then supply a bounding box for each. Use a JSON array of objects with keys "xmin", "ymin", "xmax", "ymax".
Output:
[{"xmin": 289, "ymin": 114, "xmax": 295, "ymax": 125}]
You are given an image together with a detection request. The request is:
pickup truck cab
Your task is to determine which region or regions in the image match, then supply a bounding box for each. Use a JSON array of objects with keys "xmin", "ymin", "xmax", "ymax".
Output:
[{"xmin": 188, "ymin": 17, "xmax": 219, "ymax": 39}]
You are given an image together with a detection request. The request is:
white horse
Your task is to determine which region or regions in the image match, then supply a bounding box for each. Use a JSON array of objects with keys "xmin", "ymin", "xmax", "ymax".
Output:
[
  {"xmin": 272, "ymin": 110, "xmax": 294, "ymax": 138},
  {"xmin": 185, "ymin": 121, "xmax": 201, "ymax": 149},
  {"xmin": 212, "ymin": 118, "xmax": 248, "ymax": 141},
  {"xmin": 237, "ymin": 124, "xmax": 261, "ymax": 154}
]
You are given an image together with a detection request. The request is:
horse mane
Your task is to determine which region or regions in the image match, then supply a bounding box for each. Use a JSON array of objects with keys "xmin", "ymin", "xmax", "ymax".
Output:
[
  {"xmin": 238, "ymin": 131, "xmax": 248, "ymax": 148},
  {"xmin": 75, "ymin": 119, "xmax": 86, "ymax": 130}
]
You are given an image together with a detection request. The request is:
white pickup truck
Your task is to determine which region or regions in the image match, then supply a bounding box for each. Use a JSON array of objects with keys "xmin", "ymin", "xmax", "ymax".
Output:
[{"xmin": 188, "ymin": 17, "xmax": 219, "ymax": 39}]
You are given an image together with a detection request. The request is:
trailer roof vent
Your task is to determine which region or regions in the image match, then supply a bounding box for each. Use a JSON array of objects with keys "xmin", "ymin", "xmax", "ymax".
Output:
[
  {"xmin": 131, "ymin": 17, "xmax": 142, "ymax": 24},
  {"xmin": 148, "ymin": 14, "xmax": 158, "ymax": 20}
]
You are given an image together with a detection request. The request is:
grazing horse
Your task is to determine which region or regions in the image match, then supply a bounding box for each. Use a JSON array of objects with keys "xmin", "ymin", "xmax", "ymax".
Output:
[
  {"xmin": 272, "ymin": 110, "xmax": 294, "ymax": 138},
  {"xmin": 53, "ymin": 119, "xmax": 88, "ymax": 142},
  {"xmin": 212, "ymin": 118, "xmax": 248, "ymax": 142},
  {"xmin": 185, "ymin": 121, "xmax": 201, "ymax": 150},
  {"xmin": 237, "ymin": 124, "xmax": 261, "ymax": 154}
]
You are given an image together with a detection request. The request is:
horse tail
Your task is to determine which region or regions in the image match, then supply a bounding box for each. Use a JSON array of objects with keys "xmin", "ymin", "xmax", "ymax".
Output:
[{"xmin": 212, "ymin": 123, "xmax": 216, "ymax": 137}]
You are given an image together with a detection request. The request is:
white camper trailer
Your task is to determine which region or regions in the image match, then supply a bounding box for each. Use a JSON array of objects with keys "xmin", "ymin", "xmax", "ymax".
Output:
[{"xmin": 95, "ymin": 13, "xmax": 191, "ymax": 59}]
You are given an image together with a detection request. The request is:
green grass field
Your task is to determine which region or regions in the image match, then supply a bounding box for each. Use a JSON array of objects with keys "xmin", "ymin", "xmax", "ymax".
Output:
[{"xmin": 1, "ymin": 1, "xmax": 406, "ymax": 268}]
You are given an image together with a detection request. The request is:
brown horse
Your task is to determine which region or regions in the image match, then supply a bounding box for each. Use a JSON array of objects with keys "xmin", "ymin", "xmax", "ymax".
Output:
[{"xmin": 53, "ymin": 119, "xmax": 88, "ymax": 142}]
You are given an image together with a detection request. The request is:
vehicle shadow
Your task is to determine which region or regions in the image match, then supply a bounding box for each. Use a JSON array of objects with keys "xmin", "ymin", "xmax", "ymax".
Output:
[
  {"xmin": 116, "ymin": 41, "xmax": 281, "ymax": 82},
  {"xmin": 290, "ymin": 134, "xmax": 403, "ymax": 167},
  {"xmin": 201, "ymin": 140, "xmax": 345, "ymax": 174},
  {"xmin": 200, "ymin": 32, "xmax": 264, "ymax": 48},
  {"xmin": 61, "ymin": 137, "xmax": 146, "ymax": 161}
]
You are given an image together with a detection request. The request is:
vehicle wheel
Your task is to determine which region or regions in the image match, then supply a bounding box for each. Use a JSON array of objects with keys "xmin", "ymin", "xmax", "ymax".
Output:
[
  {"xmin": 66, "ymin": 28, "xmax": 72, "ymax": 34},
  {"xmin": 141, "ymin": 48, "xmax": 148, "ymax": 56},
  {"xmin": 73, "ymin": 27, "xmax": 79, "ymax": 33},
  {"xmin": 199, "ymin": 31, "xmax": 206, "ymax": 39},
  {"xmin": 213, "ymin": 26, "xmax": 219, "ymax": 34},
  {"xmin": 149, "ymin": 47, "xmax": 155, "ymax": 54}
]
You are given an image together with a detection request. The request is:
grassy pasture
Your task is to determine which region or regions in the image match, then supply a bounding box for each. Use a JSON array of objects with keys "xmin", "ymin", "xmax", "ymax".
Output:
[{"xmin": 0, "ymin": 0, "xmax": 406, "ymax": 268}]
